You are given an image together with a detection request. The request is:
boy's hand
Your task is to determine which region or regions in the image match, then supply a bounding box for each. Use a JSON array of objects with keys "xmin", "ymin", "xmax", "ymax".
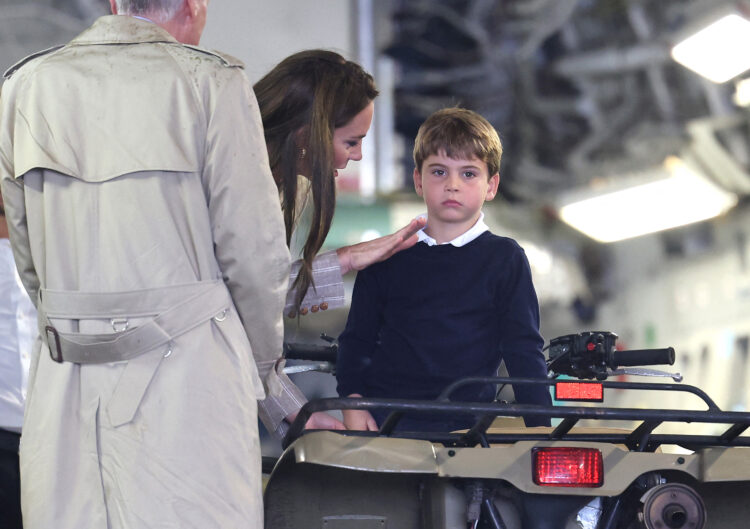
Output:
[
  {"xmin": 342, "ymin": 409, "xmax": 378, "ymax": 431},
  {"xmin": 305, "ymin": 411, "xmax": 346, "ymax": 430},
  {"xmin": 342, "ymin": 394, "xmax": 379, "ymax": 431},
  {"xmin": 286, "ymin": 410, "xmax": 345, "ymax": 431}
]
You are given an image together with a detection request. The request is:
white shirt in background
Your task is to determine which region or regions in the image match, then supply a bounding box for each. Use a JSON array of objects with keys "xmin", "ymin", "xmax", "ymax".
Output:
[{"xmin": 0, "ymin": 239, "xmax": 36, "ymax": 432}]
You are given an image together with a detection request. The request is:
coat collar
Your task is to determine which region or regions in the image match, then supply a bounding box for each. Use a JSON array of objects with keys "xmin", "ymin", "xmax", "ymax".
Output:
[{"xmin": 69, "ymin": 15, "xmax": 178, "ymax": 46}]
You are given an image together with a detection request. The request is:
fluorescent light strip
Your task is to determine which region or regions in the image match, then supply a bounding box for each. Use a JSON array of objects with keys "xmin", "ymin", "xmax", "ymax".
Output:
[
  {"xmin": 671, "ymin": 14, "xmax": 750, "ymax": 84},
  {"xmin": 559, "ymin": 159, "xmax": 737, "ymax": 243},
  {"xmin": 733, "ymin": 77, "xmax": 750, "ymax": 107}
]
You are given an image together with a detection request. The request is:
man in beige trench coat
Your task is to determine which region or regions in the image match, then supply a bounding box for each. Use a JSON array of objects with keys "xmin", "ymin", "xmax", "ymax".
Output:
[{"xmin": 0, "ymin": 0, "xmax": 325, "ymax": 527}]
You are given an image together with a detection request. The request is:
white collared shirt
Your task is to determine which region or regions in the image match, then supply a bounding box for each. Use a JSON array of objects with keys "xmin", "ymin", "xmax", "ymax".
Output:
[
  {"xmin": 0, "ymin": 239, "xmax": 36, "ymax": 432},
  {"xmin": 130, "ymin": 15, "xmax": 156, "ymax": 24},
  {"xmin": 416, "ymin": 212, "xmax": 489, "ymax": 247}
]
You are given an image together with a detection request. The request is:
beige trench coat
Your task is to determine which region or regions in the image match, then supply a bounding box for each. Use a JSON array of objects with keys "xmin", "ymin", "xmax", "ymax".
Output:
[{"xmin": 0, "ymin": 16, "xmax": 294, "ymax": 528}]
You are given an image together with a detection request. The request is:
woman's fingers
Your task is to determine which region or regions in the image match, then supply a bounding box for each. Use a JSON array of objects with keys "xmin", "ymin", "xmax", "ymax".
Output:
[
  {"xmin": 391, "ymin": 217, "xmax": 426, "ymax": 253},
  {"xmin": 340, "ymin": 217, "xmax": 427, "ymax": 273},
  {"xmin": 398, "ymin": 216, "xmax": 427, "ymax": 241}
]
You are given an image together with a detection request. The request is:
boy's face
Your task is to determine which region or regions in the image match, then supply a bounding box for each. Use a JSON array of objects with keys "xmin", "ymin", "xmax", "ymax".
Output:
[{"xmin": 413, "ymin": 151, "xmax": 499, "ymax": 233}]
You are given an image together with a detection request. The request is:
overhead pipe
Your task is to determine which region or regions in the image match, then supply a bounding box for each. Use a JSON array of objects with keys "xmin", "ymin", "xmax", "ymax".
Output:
[
  {"xmin": 627, "ymin": 3, "xmax": 677, "ymax": 121},
  {"xmin": 566, "ymin": 77, "xmax": 643, "ymax": 175},
  {"xmin": 553, "ymin": 43, "xmax": 670, "ymax": 77},
  {"xmin": 517, "ymin": 0, "xmax": 581, "ymax": 61}
]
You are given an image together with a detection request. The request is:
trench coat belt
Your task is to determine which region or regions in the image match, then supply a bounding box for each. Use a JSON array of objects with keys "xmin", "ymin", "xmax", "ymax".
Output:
[{"xmin": 37, "ymin": 280, "xmax": 232, "ymax": 364}]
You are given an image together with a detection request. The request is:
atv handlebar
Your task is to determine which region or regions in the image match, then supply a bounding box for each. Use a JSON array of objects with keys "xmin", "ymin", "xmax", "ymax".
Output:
[
  {"xmin": 612, "ymin": 347, "xmax": 675, "ymax": 368},
  {"xmin": 283, "ymin": 342, "xmax": 338, "ymax": 363},
  {"xmin": 547, "ymin": 332, "xmax": 676, "ymax": 380},
  {"xmin": 285, "ymin": 331, "xmax": 678, "ymax": 382}
]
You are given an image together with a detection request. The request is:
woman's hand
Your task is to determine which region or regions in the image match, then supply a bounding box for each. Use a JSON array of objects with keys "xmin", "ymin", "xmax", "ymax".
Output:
[
  {"xmin": 336, "ymin": 217, "xmax": 426, "ymax": 275},
  {"xmin": 342, "ymin": 394, "xmax": 379, "ymax": 431}
]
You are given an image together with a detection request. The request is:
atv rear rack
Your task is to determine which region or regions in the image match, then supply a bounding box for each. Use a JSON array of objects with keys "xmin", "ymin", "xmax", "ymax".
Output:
[{"xmin": 283, "ymin": 377, "xmax": 750, "ymax": 452}]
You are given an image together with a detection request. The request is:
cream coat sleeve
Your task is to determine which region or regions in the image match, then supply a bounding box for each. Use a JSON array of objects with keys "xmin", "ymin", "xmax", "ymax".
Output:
[{"xmin": 199, "ymin": 67, "xmax": 300, "ymax": 432}]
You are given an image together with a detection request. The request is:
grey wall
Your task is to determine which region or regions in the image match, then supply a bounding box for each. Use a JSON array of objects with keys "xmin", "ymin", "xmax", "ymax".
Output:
[
  {"xmin": 202, "ymin": 1, "xmax": 356, "ymax": 84},
  {"xmin": 0, "ymin": 1, "xmax": 357, "ymax": 82}
]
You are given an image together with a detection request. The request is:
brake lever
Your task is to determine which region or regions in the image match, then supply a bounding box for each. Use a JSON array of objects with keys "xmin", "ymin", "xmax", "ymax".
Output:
[
  {"xmin": 282, "ymin": 362, "xmax": 335, "ymax": 375},
  {"xmin": 608, "ymin": 368, "xmax": 683, "ymax": 382}
]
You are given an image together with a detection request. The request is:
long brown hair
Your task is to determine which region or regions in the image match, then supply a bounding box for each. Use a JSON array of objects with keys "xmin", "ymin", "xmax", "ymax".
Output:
[{"xmin": 254, "ymin": 50, "xmax": 378, "ymax": 310}]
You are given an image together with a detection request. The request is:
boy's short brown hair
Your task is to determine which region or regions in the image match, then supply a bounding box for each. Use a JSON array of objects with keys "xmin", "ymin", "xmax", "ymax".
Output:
[{"xmin": 413, "ymin": 107, "xmax": 503, "ymax": 177}]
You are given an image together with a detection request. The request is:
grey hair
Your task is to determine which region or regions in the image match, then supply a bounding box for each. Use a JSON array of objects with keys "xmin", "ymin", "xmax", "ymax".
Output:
[{"xmin": 115, "ymin": 0, "xmax": 181, "ymax": 22}]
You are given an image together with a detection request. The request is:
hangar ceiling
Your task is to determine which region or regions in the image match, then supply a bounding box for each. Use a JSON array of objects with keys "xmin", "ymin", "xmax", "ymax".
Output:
[
  {"xmin": 3, "ymin": 0, "xmax": 748, "ymax": 206},
  {"xmin": 382, "ymin": 0, "xmax": 750, "ymax": 205},
  {"xmin": 3, "ymin": 0, "xmax": 749, "ymax": 233}
]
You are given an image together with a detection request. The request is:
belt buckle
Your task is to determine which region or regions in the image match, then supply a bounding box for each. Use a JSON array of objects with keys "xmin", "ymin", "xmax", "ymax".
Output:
[{"xmin": 45, "ymin": 326, "xmax": 64, "ymax": 363}]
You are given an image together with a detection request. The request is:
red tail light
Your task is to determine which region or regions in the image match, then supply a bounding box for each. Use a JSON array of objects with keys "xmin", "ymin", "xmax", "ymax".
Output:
[{"xmin": 532, "ymin": 447, "xmax": 603, "ymax": 487}]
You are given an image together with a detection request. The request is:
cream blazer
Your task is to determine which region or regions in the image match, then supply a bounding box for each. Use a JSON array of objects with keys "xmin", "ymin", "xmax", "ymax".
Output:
[{"xmin": 283, "ymin": 175, "xmax": 346, "ymax": 316}]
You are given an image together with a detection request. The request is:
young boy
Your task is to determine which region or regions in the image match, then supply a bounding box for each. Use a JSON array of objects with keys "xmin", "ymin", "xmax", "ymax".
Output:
[{"xmin": 336, "ymin": 107, "xmax": 551, "ymax": 432}]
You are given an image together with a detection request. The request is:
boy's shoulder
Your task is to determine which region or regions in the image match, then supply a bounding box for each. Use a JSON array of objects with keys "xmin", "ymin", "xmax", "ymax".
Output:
[
  {"xmin": 474, "ymin": 232, "xmax": 533, "ymax": 269},
  {"xmin": 475, "ymin": 231, "xmax": 524, "ymax": 252},
  {"xmin": 377, "ymin": 239, "xmax": 424, "ymax": 268},
  {"xmin": 358, "ymin": 239, "xmax": 434, "ymax": 279},
  {"xmin": 355, "ymin": 242, "xmax": 419, "ymax": 276}
]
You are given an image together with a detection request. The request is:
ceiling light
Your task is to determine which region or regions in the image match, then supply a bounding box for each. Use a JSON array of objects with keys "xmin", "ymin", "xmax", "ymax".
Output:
[
  {"xmin": 733, "ymin": 77, "xmax": 750, "ymax": 107},
  {"xmin": 558, "ymin": 157, "xmax": 737, "ymax": 243},
  {"xmin": 671, "ymin": 13, "xmax": 750, "ymax": 83}
]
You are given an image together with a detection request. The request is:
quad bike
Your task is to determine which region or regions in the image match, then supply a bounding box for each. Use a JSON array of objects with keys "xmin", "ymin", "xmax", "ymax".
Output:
[{"xmin": 263, "ymin": 332, "xmax": 750, "ymax": 528}]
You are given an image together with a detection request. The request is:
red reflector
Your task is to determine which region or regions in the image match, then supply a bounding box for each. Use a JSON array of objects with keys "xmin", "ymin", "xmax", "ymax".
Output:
[
  {"xmin": 533, "ymin": 447, "xmax": 603, "ymax": 487},
  {"xmin": 555, "ymin": 382, "xmax": 604, "ymax": 402}
]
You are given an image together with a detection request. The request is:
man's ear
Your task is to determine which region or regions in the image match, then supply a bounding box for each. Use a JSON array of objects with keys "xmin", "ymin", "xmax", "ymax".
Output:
[
  {"xmin": 485, "ymin": 173, "xmax": 500, "ymax": 201},
  {"xmin": 413, "ymin": 167, "xmax": 424, "ymax": 197},
  {"xmin": 185, "ymin": 0, "xmax": 199, "ymax": 17}
]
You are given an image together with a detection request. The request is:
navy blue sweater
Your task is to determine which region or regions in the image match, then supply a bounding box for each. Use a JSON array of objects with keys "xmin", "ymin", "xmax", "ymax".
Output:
[{"xmin": 337, "ymin": 231, "xmax": 551, "ymax": 430}]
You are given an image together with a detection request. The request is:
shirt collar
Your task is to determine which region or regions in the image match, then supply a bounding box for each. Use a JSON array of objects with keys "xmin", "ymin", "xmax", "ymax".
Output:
[
  {"xmin": 416, "ymin": 212, "xmax": 489, "ymax": 247},
  {"xmin": 131, "ymin": 15, "xmax": 156, "ymax": 24}
]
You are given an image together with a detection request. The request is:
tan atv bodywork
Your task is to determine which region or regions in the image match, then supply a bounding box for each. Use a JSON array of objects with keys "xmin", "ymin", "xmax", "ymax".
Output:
[
  {"xmin": 285, "ymin": 430, "xmax": 750, "ymax": 496},
  {"xmin": 265, "ymin": 429, "xmax": 750, "ymax": 529}
]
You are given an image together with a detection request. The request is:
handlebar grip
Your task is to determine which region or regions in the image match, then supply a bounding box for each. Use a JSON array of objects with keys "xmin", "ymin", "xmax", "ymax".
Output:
[
  {"xmin": 283, "ymin": 343, "xmax": 338, "ymax": 363},
  {"xmin": 612, "ymin": 347, "xmax": 675, "ymax": 367}
]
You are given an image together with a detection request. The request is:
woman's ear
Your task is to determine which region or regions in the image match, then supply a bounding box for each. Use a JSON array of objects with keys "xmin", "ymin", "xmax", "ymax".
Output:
[
  {"xmin": 485, "ymin": 173, "xmax": 500, "ymax": 201},
  {"xmin": 294, "ymin": 126, "xmax": 310, "ymax": 151},
  {"xmin": 413, "ymin": 168, "xmax": 424, "ymax": 197},
  {"xmin": 294, "ymin": 126, "xmax": 312, "ymax": 177}
]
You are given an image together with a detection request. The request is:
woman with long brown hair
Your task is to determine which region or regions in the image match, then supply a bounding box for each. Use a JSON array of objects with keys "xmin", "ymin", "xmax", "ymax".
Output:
[{"xmin": 255, "ymin": 50, "xmax": 424, "ymax": 316}]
